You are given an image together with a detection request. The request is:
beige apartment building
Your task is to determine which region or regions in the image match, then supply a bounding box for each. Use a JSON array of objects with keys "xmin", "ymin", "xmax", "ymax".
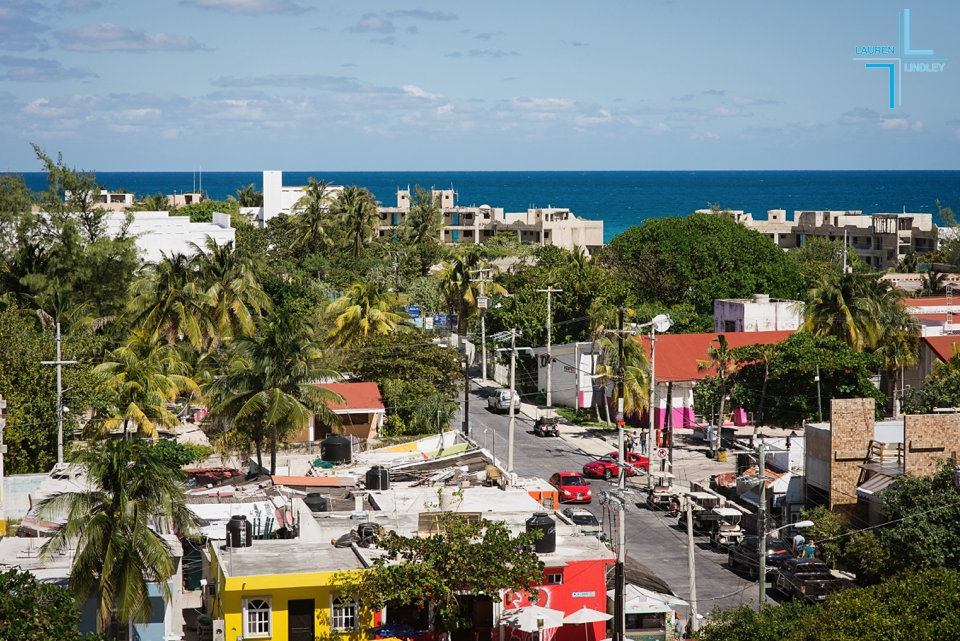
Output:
[
  {"xmin": 713, "ymin": 209, "xmax": 939, "ymax": 269},
  {"xmin": 379, "ymin": 188, "xmax": 604, "ymax": 252}
]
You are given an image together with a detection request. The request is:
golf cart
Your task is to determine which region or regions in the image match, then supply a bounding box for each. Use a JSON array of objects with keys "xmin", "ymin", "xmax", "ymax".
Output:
[
  {"xmin": 534, "ymin": 406, "xmax": 561, "ymax": 437},
  {"xmin": 677, "ymin": 492, "xmax": 723, "ymax": 532},
  {"xmin": 709, "ymin": 507, "xmax": 745, "ymax": 550},
  {"xmin": 646, "ymin": 472, "xmax": 681, "ymax": 515}
]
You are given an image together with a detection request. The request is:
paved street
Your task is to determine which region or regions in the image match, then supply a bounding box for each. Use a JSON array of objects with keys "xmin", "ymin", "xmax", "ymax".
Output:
[{"xmin": 464, "ymin": 381, "xmax": 770, "ymax": 617}]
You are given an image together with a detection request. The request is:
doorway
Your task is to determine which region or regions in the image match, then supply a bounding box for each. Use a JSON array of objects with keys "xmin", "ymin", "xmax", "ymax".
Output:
[{"xmin": 288, "ymin": 599, "xmax": 315, "ymax": 641}]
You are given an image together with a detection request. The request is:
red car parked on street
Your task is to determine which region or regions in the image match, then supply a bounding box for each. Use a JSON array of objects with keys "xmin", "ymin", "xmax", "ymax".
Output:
[
  {"xmin": 582, "ymin": 452, "xmax": 649, "ymax": 480},
  {"xmin": 549, "ymin": 471, "xmax": 593, "ymax": 504}
]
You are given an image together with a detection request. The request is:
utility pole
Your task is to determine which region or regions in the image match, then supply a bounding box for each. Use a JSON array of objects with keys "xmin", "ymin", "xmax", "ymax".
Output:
[
  {"xmin": 536, "ymin": 287, "xmax": 563, "ymax": 407},
  {"xmin": 604, "ymin": 491, "xmax": 626, "ymax": 641},
  {"xmin": 471, "ymin": 268, "xmax": 493, "ymax": 383},
  {"xmin": 758, "ymin": 440, "xmax": 768, "ymax": 605},
  {"xmin": 508, "ymin": 328, "xmax": 518, "ymax": 475},
  {"xmin": 0, "ymin": 395, "xmax": 7, "ymax": 533},
  {"xmin": 462, "ymin": 353, "xmax": 470, "ymax": 437},
  {"xmin": 815, "ymin": 365, "xmax": 823, "ymax": 423},
  {"xmin": 647, "ymin": 327, "xmax": 658, "ymax": 489},
  {"xmin": 41, "ymin": 323, "xmax": 76, "ymax": 463},
  {"xmin": 685, "ymin": 498, "xmax": 699, "ymax": 635},
  {"xmin": 388, "ymin": 251, "xmax": 406, "ymax": 291},
  {"xmin": 617, "ymin": 307, "xmax": 626, "ymax": 490}
]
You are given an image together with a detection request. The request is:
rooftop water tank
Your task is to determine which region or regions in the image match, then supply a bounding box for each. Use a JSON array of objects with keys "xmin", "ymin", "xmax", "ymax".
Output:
[
  {"xmin": 366, "ymin": 466, "xmax": 390, "ymax": 491},
  {"xmin": 526, "ymin": 512, "xmax": 556, "ymax": 554},
  {"xmin": 226, "ymin": 514, "xmax": 253, "ymax": 548},
  {"xmin": 304, "ymin": 493, "xmax": 328, "ymax": 513},
  {"xmin": 321, "ymin": 434, "xmax": 352, "ymax": 465}
]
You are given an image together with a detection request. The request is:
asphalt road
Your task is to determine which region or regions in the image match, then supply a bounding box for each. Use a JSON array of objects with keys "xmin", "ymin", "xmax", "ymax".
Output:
[{"xmin": 465, "ymin": 385, "xmax": 771, "ymax": 615}]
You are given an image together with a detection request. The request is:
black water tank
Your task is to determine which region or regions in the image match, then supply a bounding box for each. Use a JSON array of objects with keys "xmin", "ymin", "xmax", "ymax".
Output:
[
  {"xmin": 321, "ymin": 434, "xmax": 352, "ymax": 465},
  {"xmin": 304, "ymin": 493, "xmax": 328, "ymax": 513},
  {"xmin": 366, "ymin": 466, "xmax": 390, "ymax": 490},
  {"xmin": 226, "ymin": 515, "xmax": 252, "ymax": 548},
  {"xmin": 526, "ymin": 512, "xmax": 556, "ymax": 554}
]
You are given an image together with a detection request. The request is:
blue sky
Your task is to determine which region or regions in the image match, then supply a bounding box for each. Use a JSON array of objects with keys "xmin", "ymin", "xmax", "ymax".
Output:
[{"xmin": 0, "ymin": 0, "xmax": 957, "ymax": 171}]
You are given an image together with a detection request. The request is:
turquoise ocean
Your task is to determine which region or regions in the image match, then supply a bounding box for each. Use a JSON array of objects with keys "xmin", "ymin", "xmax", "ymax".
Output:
[{"xmin": 18, "ymin": 170, "xmax": 960, "ymax": 243}]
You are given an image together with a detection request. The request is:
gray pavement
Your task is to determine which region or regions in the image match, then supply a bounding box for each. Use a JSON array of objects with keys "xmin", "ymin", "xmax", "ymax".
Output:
[{"xmin": 465, "ymin": 378, "xmax": 777, "ymax": 616}]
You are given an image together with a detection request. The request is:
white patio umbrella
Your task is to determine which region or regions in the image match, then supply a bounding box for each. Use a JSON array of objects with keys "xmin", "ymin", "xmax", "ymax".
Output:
[
  {"xmin": 502, "ymin": 605, "xmax": 566, "ymax": 633},
  {"xmin": 562, "ymin": 607, "xmax": 612, "ymax": 641}
]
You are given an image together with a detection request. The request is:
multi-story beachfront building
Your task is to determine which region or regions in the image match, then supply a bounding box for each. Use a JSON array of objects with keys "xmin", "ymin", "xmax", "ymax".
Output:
[
  {"xmin": 706, "ymin": 209, "xmax": 939, "ymax": 269},
  {"xmin": 379, "ymin": 187, "xmax": 604, "ymax": 252}
]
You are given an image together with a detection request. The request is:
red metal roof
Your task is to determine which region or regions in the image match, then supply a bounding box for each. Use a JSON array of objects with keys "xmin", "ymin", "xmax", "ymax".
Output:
[
  {"xmin": 923, "ymin": 336, "xmax": 960, "ymax": 362},
  {"xmin": 270, "ymin": 475, "xmax": 346, "ymax": 487},
  {"xmin": 320, "ymin": 382, "xmax": 385, "ymax": 412},
  {"xmin": 907, "ymin": 296, "xmax": 949, "ymax": 307},
  {"xmin": 636, "ymin": 331, "xmax": 795, "ymax": 382}
]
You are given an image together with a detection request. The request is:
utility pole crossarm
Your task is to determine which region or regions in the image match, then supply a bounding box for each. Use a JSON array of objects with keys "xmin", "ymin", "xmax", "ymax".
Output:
[{"xmin": 40, "ymin": 323, "xmax": 77, "ymax": 465}]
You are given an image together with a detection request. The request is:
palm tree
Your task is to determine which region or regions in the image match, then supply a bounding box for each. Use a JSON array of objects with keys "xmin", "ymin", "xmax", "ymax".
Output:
[
  {"xmin": 878, "ymin": 328, "xmax": 919, "ymax": 416},
  {"xmin": 932, "ymin": 342, "xmax": 960, "ymax": 380},
  {"xmin": 587, "ymin": 302, "xmax": 619, "ymax": 425},
  {"xmin": 595, "ymin": 336, "xmax": 650, "ymax": 416},
  {"xmin": 335, "ymin": 185, "xmax": 380, "ymax": 258},
  {"xmin": 433, "ymin": 248, "xmax": 507, "ymax": 331},
  {"xmin": 920, "ymin": 271, "xmax": 947, "ymax": 296},
  {"xmin": 803, "ymin": 272, "xmax": 887, "ymax": 352},
  {"xmin": 205, "ymin": 316, "xmax": 344, "ymax": 475},
  {"xmin": 127, "ymin": 251, "xmax": 215, "ymax": 350},
  {"xmin": 228, "ymin": 183, "xmax": 263, "ymax": 207},
  {"xmin": 326, "ymin": 282, "xmax": 410, "ymax": 348},
  {"xmin": 131, "ymin": 192, "xmax": 170, "ymax": 212},
  {"xmin": 93, "ymin": 330, "xmax": 199, "ymax": 438},
  {"xmin": 697, "ymin": 335, "xmax": 737, "ymax": 438},
  {"xmin": 399, "ymin": 185, "xmax": 443, "ymax": 246},
  {"xmin": 290, "ymin": 177, "xmax": 336, "ymax": 252},
  {"xmin": 36, "ymin": 439, "xmax": 200, "ymax": 632},
  {"xmin": 408, "ymin": 392, "xmax": 459, "ymax": 433},
  {"xmin": 190, "ymin": 238, "xmax": 272, "ymax": 342}
]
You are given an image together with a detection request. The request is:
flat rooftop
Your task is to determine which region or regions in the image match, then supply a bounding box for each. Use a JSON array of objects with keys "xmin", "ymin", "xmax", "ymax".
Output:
[{"xmin": 215, "ymin": 540, "xmax": 366, "ymax": 577}]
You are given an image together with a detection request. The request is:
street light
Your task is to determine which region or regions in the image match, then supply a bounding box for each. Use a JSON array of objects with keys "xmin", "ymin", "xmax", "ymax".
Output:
[{"xmin": 759, "ymin": 520, "xmax": 815, "ymax": 603}]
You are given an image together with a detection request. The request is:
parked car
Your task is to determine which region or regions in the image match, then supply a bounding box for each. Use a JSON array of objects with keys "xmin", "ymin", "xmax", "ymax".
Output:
[
  {"xmin": 727, "ymin": 536, "xmax": 795, "ymax": 580},
  {"xmin": 774, "ymin": 558, "xmax": 842, "ymax": 602},
  {"xmin": 582, "ymin": 452, "xmax": 649, "ymax": 480},
  {"xmin": 487, "ymin": 389, "xmax": 520, "ymax": 412},
  {"xmin": 549, "ymin": 471, "xmax": 592, "ymax": 504},
  {"xmin": 562, "ymin": 507, "xmax": 601, "ymax": 536}
]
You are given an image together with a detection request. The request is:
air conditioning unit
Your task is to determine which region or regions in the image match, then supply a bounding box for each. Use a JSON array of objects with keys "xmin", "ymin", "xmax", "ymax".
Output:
[{"xmin": 212, "ymin": 619, "xmax": 225, "ymax": 641}]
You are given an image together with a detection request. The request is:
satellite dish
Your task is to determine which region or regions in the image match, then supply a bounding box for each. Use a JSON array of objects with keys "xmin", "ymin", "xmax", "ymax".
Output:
[{"xmin": 652, "ymin": 314, "xmax": 673, "ymax": 333}]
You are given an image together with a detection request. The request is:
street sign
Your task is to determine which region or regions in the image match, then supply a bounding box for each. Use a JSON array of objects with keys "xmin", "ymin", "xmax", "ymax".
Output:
[
  {"xmin": 655, "ymin": 447, "xmax": 668, "ymax": 460},
  {"xmin": 425, "ymin": 316, "xmax": 434, "ymax": 330},
  {"xmin": 434, "ymin": 314, "xmax": 450, "ymax": 328},
  {"xmin": 477, "ymin": 296, "xmax": 489, "ymax": 309},
  {"xmin": 404, "ymin": 305, "xmax": 421, "ymax": 319},
  {"xmin": 615, "ymin": 412, "xmax": 624, "ymax": 423}
]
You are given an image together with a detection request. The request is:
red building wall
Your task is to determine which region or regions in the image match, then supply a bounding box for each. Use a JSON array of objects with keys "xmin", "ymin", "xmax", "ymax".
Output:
[{"xmin": 503, "ymin": 558, "xmax": 614, "ymax": 641}]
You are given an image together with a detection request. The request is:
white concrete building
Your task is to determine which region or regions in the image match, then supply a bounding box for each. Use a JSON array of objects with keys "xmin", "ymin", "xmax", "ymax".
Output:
[
  {"xmin": 531, "ymin": 342, "xmax": 600, "ymax": 409},
  {"xmin": 104, "ymin": 210, "xmax": 235, "ymax": 262},
  {"xmin": 259, "ymin": 170, "xmax": 344, "ymax": 224},
  {"xmin": 717, "ymin": 209, "xmax": 939, "ymax": 270},
  {"xmin": 713, "ymin": 294, "xmax": 803, "ymax": 333}
]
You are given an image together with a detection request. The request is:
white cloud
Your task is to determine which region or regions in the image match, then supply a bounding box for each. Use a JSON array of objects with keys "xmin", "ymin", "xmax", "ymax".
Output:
[
  {"xmin": 690, "ymin": 131, "xmax": 720, "ymax": 140},
  {"xmin": 880, "ymin": 118, "xmax": 908, "ymax": 130},
  {"xmin": 180, "ymin": 0, "xmax": 309, "ymax": 15},
  {"xmin": 57, "ymin": 0, "xmax": 102, "ymax": 12},
  {"xmin": 732, "ymin": 96, "xmax": 779, "ymax": 106},
  {"xmin": 348, "ymin": 14, "xmax": 395, "ymax": 34},
  {"xmin": 575, "ymin": 109, "xmax": 611, "ymax": 125},
  {"xmin": 0, "ymin": 0, "xmax": 48, "ymax": 51},
  {"xmin": 0, "ymin": 55, "xmax": 97, "ymax": 81},
  {"xmin": 401, "ymin": 84, "xmax": 443, "ymax": 100},
  {"xmin": 652, "ymin": 122, "xmax": 670, "ymax": 134},
  {"xmin": 56, "ymin": 24, "xmax": 203, "ymax": 52},
  {"xmin": 386, "ymin": 9, "xmax": 458, "ymax": 21}
]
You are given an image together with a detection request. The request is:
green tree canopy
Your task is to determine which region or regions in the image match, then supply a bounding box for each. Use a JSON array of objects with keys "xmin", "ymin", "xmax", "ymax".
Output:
[
  {"xmin": 347, "ymin": 514, "xmax": 545, "ymax": 632},
  {"xmin": 604, "ymin": 213, "xmax": 803, "ymax": 314},
  {"xmin": 0, "ymin": 568, "xmax": 91, "ymax": 641}
]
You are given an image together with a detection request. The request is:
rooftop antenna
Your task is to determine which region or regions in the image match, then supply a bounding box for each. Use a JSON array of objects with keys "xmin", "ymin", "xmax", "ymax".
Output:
[
  {"xmin": 193, "ymin": 167, "xmax": 196, "ymax": 193},
  {"xmin": 199, "ymin": 165, "xmax": 202, "ymax": 199}
]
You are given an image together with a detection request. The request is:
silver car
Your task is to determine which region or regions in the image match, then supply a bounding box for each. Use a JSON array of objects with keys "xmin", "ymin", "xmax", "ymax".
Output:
[{"xmin": 487, "ymin": 389, "xmax": 520, "ymax": 412}]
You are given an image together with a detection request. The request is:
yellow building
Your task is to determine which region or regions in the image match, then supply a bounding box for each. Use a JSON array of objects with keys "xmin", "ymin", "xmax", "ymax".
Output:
[{"xmin": 210, "ymin": 540, "xmax": 377, "ymax": 641}]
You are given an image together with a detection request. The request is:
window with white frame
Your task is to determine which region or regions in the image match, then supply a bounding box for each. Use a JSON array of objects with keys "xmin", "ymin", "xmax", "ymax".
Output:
[
  {"xmin": 243, "ymin": 597, "xmax": 272, "ymax": 638},
  {"xmin": 546, "ymin": 573, "xmax": 563, "ymax": 585},
  {"xmin": 331, "ymin": 593, "xmax": 358, "ymax": 631}
]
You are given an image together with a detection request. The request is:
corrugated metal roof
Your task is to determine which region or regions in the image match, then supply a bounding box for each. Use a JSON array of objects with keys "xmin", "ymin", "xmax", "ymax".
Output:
[{"xmin": 635, "ymin": 331, "xmax": 795, "ymax": 382}]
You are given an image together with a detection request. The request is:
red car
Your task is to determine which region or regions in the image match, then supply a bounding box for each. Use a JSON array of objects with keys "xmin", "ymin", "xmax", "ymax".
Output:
[
  {"xmin": 549, "ymin": 472, "xmax": 593, "ymax": 504},
  {"xmin": 582, "ymin": 452, "xmax": 650, "ymax": 480}
]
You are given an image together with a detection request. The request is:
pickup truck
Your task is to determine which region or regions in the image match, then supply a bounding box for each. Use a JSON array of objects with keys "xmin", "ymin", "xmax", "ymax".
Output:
[
  {"xmin": 774, "ymin": 558, "xmax": 842, "ymax": 602},
  {"xmin": 727, "ymin": 536, "xmax": 795, "ymax": 580},
  {"xmin": 487, "ymin": 389, "xmax": 520, "ymax": 412}
]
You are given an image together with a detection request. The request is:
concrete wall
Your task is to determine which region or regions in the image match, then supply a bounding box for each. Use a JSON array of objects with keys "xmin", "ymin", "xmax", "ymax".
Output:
[
  {"xmin": 0, "ymin": 473, "xmax": 46, "ymax": 521},
  {"xmin": 904, "ymin": 413, "xmax": 960, "ymax": 476},
  {"xmin": 104, "ymin": 210, "xmax": 235, "ymax": 262},
  {"xmin": 713, "ymin": 299, "xmax": 802, "ymax": 333},
  {"xmin": 804, "ymin": 424, "xmax": 831, "ymax": 491}
]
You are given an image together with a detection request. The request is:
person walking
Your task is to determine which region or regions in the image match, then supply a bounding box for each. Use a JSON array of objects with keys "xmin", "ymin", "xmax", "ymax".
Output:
[{"xmin": 640, "ymin": 431, "xmax": 648, "ymax": 455}]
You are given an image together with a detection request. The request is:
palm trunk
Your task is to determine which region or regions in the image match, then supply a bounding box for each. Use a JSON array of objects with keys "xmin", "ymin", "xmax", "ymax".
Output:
[
  {"xmin": 892, "ymin": 371, "xmax": 901, "ymax": 417},
  {"xmin": 269, "ymin": 423, "xmax": 277, "ymax": 475},
  {"xmin": 717, "ymin": 376, "xmax": 727, "ymax": 454},
  {"xmin": 255, "ymin": 438, "xmax": 264, "ymax": 475}
]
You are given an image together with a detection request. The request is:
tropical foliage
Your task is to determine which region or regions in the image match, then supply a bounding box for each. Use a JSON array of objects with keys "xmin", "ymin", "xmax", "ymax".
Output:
[{"xmin": 37, "ymin": 440, "xmax": 200, "ymax": 631}]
